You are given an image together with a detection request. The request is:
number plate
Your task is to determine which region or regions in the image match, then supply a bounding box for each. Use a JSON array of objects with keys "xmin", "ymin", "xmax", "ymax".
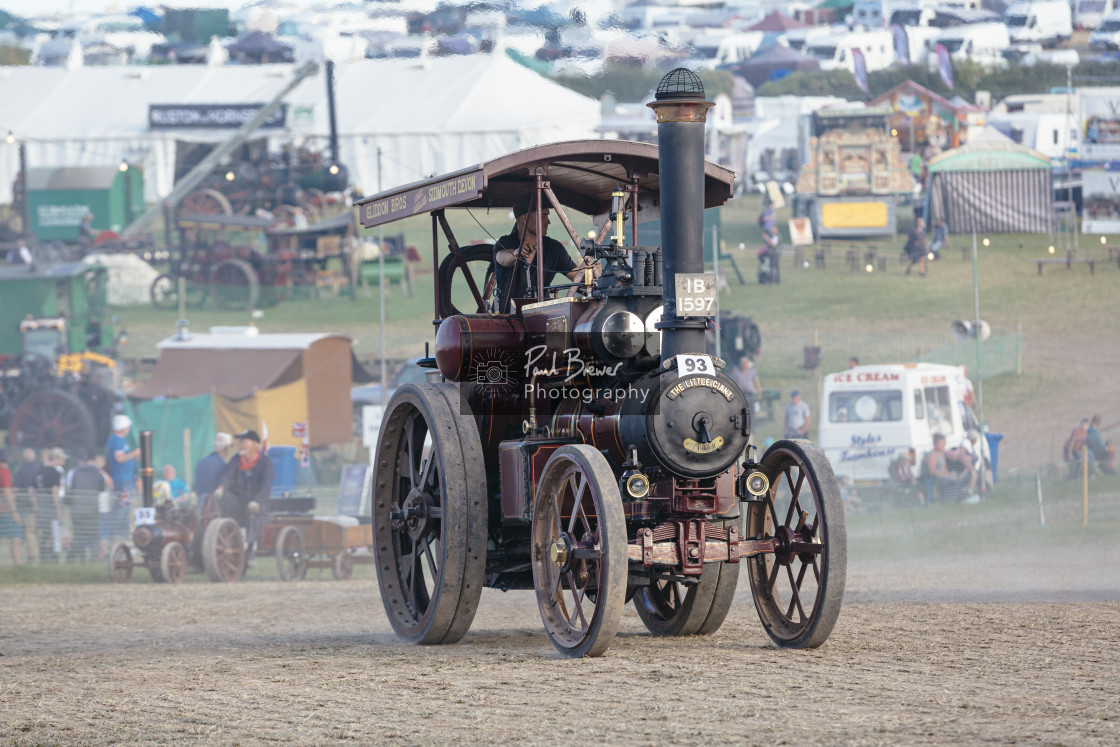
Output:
[
  {"xmin": 674, "ymin": 273, "xmax": 717, "ymax": 318},
  {"xmin": 677, "ymin": 354, "xmax": 714, "ymax": 378},
  {"xmin": 134, "ymin": 507, "xmax": 156, "ymax": 526}
]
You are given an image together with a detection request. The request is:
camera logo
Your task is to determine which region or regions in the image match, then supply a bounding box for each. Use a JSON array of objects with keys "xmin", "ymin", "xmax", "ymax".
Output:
[{"xmin": 476, "ymin": 360, "xmax": 509, "ymax": 385}]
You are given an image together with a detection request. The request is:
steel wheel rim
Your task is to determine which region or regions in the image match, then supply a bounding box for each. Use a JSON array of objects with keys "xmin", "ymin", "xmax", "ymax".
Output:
[
  {"xmin": 747, "ymin": 448, "xmax": 827, "ymax": 642},
  {"xmin": 532, "ymin": 459, "xmax": 608, "ymax": 651},
  {"xmin": 215, "ymin": 520, "xmax": 245, "ymax": 582},
  {"xmin": 109, "ymin": 543, "xmax": 132, "ymax": 583},
  {"xmin": 278, "ymin": 527, "xmax": 305, "ymax": 581},
  {"xmin": 380, "ymin": 403, "xmax": 444, "ymax": 634},
  {"xmin": 163, "ymin": 542, "xmax": 187, "ymax": 585}
]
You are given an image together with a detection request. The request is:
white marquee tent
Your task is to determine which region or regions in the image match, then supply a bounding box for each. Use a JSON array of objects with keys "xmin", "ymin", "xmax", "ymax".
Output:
[{"xmin": 0, "ymin": 54, "xmax": 601, "ymax": 205}]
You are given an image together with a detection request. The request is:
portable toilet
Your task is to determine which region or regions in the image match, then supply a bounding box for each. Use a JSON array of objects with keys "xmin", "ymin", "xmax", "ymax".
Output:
[{"xmin": 26, "ymin": 165, "xmax": 145, "ymax": 241}]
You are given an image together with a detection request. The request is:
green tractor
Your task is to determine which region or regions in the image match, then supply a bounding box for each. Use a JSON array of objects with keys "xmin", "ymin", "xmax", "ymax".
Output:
[{"xmin": 0, "ymin": 261, "xmax": 122, "ymax": 450}]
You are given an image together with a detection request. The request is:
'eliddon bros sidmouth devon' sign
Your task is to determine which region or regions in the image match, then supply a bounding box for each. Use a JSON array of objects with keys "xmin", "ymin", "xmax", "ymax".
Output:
[{"xmin": 149, "ymin": 104, "xmax": 287, "ymax": 130}]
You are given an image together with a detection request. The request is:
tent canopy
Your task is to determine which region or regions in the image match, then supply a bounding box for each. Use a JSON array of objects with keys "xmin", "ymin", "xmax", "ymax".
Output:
[
  {"xmin": 748, "ymin": 11, "xmax": 808, "ymax": 31},
  {"xmin": 926, "ymin": 143, "xmax": 1052, "ymax": 234},
  {"xmin": 130, "ymin": 332, "xmax": 353, "ymax": 446},
  {"xmin": 0, "ymin": 54, "xmax": 601, "ymax": 205},
  {"xmin": 734, "ymin": 45, "xmax": 820, "ymax": 88}
]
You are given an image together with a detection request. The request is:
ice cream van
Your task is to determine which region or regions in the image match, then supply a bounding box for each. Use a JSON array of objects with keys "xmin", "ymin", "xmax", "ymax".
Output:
[{"xmin": 818, "ymin": 363, "xmax": 980, "ymax": 482}]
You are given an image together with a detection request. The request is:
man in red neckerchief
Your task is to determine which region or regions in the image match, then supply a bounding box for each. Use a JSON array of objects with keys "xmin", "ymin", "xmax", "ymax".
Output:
[{"xmin": 214, "ymin": 429, "xmax": 273, "ymax": 567}]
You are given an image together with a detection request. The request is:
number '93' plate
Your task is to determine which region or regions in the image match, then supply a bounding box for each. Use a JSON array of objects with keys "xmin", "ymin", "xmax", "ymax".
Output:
[{"xmin": 674, "ymin": 273, "xmax": 716, "ymax": 318}]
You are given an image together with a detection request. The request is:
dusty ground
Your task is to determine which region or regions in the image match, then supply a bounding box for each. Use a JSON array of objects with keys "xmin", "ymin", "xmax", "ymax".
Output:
[{"xmin": 2, "ymin": 540, "xmax": 1118, "ymax": 746}]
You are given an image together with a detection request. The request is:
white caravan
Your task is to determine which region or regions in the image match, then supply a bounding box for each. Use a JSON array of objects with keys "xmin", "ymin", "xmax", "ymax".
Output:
[
  {"xmin": 1075, "ymin": 0, "xmax": 1115, "ymax": 29},
  {"xmin": 804, "ymin": 29, "xmax": 895, "ymax": 73},
  {"xmin": 1004, "ymin": 1, "xmax": 1074, "ymax": 46},
  {"xmin": 690, "ymin": 32, "xmax": 764, "ymax": 69},
  {"xmin": 818, "ymin": 363, "xmax": 980, "ymax": 482},
  {"xmin": 927, "ymin": 23, "xmax": 1010, "ymax": 66}
]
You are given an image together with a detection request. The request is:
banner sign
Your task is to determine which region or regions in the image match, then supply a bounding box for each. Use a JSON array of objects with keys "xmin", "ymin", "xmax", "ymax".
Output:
[
  {"xmin": 852, "ymin": 48, "xmax": 869, "ymax": 94},
  {"xmin": 892, "ymin": 24, "xmax": 910, "ymax": 66},
  {"xmin": 1081, "ymin": 167, "xmax": 1120, "ymax": 234},
  {"xmin": 149, "ymin": 103, "xmax": 287, "ymax": 130},
  {"xmin": 359, "ymin": 168, "xmax": 486, "ymax": 228},
  {"xmin": 935, "ymin": 44, "xmax": 954, "ymax": 91},
  {"xmin": 1080, "ymin": 89, "xmax": 1120, "ymax": 161}
]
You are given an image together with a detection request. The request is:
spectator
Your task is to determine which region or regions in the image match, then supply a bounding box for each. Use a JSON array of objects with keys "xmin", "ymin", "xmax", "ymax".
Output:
[
  {"xmin": 758, "ymin": 202, "xmax": 781, "ymax": 285},
  {"xmin": 891, "ymin": 453, "xmax": 917, "ymax": 486},
  {"xmin": 962, "ymin": 429, "xmax": 994, "ymax": 492},
  {"xmin": 12, "ymin": 448, "xmax": 40, "ymax": 564},
  {"xmin": 1085, "ymin": 415, "xmax": 1115, "ymax": 474},
  {"xmin": 194, "ymin": 433, "xmax": 233, "ymax": 503},
  {"xmin": 162, "ymin": 465, "xmax": 188, "ymax": 499},
  {"xmin": 34, "ymin": 448, "xmax": 66, "ymax": 563},
  {"xmin": 1063, "ymin": 418, "xmax": 1094, "ymax": 478},
  {"xmin": 6, "ymin": 239, "xmax": 32, "ymax": 266},
  {"xmin": 903, "ymin": 217, "xmax": 928, "ymax": 276},
  {"xmin": 215, "ymin": 429, "xmax": 273, "ymax": 568},
  {"xmin": 79, "ymin": 212, "xmax": 95, "ymax": 251},
  {"xmin": 849, "ymin": 356, "xmax": 860, "ymax": 369},
  {"xmin": 929, "ymin": 218, "xmax": 949, "ymax": 259},
  {"xmin": 921, "ymin": 434, "xmax": 978, "ymax": 504},
  {"xmin": 729, "ymin": 356, "xmax": 762, "ymax": 413},
  {"xmin": 66, "ymin": 449, "xmax": 107, "ymax": 562},
  {"xmin": 0, "ymin": 448, "xmax": 24, "ymax": 565},
  {"xmin": 106, "ymin": 414, "xmax": 140, "ymax": 539},
  {"xmin": 784, "ymin": 389, "xmax": 811, "ymax": 439}
]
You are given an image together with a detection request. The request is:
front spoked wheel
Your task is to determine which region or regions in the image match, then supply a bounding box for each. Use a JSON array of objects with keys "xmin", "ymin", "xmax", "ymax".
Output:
[
  {"xmin": 746, "ymin": 440, "xmax": 847, "ymax": 648},
  {"xmin": 531, "ymin": 444, "xmax": 627, "ymax": 658},
  {"xmin": 372, "ymin": 383, "xmax": 487, "ymax": 645}
]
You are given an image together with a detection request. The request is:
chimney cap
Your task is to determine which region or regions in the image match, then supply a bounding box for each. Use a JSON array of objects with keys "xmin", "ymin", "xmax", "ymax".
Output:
[{"xmin": 655, "ymin": 68, "xmax": 705, "ymax": 101}]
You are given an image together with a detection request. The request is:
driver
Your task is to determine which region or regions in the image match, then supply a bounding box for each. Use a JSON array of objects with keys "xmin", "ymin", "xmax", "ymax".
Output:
[{"xmin": 493, "ymin": 194, "xmax": 586, "ymax": 313}]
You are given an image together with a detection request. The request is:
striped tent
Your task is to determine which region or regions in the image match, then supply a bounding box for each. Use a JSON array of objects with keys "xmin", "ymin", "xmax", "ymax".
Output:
[{"xmin": 926, "ymin": 143, "xmax": 1052, "ymax": 234}]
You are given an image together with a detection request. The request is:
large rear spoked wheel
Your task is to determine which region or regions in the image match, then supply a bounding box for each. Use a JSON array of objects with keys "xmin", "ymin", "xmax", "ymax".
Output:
[
  {"xmin": 632, "ymin": 518, "xmax": 741, "ymax": 637},
  {"xmin": 373, "ymin": 383, "xmax": 487, "ymax": 645},
  {"xmin": 202, "ymin": 517, "xmax": 245, "ymax": 583},
  {"xmin": 531, "ymin": 445, "xmax": 627, "ymax": 658},
  {"xmin": 746, "ymin": 440, "xmax": 846, "ymax": 649}
]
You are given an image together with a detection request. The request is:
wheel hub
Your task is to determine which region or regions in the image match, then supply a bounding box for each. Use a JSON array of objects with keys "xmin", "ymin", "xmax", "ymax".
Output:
[
  {"xmin": 395, "ymin": 489, "xmax": 434, "ymax": 542},
  {"xmin": 550, "ymin": 534, "xmax": 571, "ymax": 568}
]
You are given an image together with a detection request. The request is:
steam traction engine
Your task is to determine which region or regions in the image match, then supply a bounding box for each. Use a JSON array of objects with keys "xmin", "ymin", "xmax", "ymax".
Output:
[{"xmin": 359, "ymin": 70, "xmax": 846, "ymax": 657}]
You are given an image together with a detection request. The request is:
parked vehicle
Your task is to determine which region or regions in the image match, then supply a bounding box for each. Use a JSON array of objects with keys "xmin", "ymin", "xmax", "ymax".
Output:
[
  {"xmin": 1089, "ymin": 8, "xmax": 1120, "ymax": 47},
  {"xmin": 1075, "ymin": 0, "xmax": 1114, "ymax": 29},
  {"xmin": 926, "ymin": 22, "xmax": 1010, "ymax": 66},
  {"xmin": 690, "ymin": 31, "xmax": 764, "ymax": 68},
  {"xmin": 804, "ymin": 29, "xmax": 895, "ymax": 73},
  {"xmin": 818, "ymin": 363, "xmax": 980, "ymax": 483},
  {"xmin": 1004, "ymin": 1, "xmax": 1073, "ymax": 47}
]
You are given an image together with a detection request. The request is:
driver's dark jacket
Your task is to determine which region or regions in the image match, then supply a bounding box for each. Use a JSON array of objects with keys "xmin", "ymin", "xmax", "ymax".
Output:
[
  {"xmin": 218, "ymin": 454, "xmax": 273, "ymax": 527},
  {"xmin": 493, "ymin": 225, "xmax": 576, "ymax": 312}
]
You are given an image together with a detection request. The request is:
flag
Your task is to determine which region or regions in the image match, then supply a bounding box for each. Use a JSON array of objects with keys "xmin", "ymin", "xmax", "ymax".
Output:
[
  {"xmin": 892, "ymin": 24, "xmax": 910, "ymax": 66},
  {"xmin": 935, "ymin": 43, "xmax": 954, "ymax": 90},
  {"xmin": 852, "ymin": 48, "xmax": 869, "ymax": 94}
]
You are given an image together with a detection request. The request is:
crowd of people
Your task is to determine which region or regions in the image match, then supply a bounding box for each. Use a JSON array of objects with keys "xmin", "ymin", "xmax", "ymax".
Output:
[{"xmin": 0, "ymin": 415, "xmax": 273, "ymax": 567}]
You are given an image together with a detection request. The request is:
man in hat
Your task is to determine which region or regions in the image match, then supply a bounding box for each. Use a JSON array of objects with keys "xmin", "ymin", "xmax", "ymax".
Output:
[
  {"xmin": 106, "ymin": 414, "xmax": 140, "ymax": 539},
  {"xmin": 492, "ymin": 193, "xmax": 592, "ymax": 313},
  {"xmin": 785, "ymin": 389, "xmax": 811, "ymax": 440},
  {"xmin": 12, "ymin": 448, "xmax": 40, "ymax": 563},
  {"xmin": 214, "ymin": 429, "xmax": 273, "ymax": 566}
]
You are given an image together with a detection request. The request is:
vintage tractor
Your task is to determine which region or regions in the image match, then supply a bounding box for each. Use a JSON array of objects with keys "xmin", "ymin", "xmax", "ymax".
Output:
[
  {"xmin": 0, "ymin": 262, "xmax": 122, "ymax": 450},
  {"xmin": 357, "ymin": 69, "xmax": 846, "ymax": 657}
]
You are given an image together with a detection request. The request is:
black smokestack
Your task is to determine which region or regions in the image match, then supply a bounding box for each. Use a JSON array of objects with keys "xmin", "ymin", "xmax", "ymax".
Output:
[
  {"xmin": 140, "ymin": 430, "xmax": 154, "ymax": 508},
  {"xmin": 648, "ymin": 69, "xmax": 713, "ymax": 362}
]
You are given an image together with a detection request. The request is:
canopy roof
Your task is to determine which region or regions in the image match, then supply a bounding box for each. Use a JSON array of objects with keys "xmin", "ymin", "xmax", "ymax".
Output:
[
  {"xmin": 356, "ymin": 140, "xmax": 736, "ymax": 229},
  {"xmin": 927, "ymin": 143, "xmax": 1051, "ymax": 173},
  {"xmin": 747, "ymin": 11, "xmax": 808, "ymax": 31}
]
